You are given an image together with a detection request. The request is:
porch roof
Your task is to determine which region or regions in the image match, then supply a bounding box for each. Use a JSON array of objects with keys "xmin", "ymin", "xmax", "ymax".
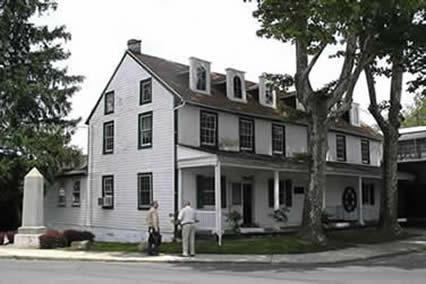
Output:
[{"xmin": 177, "ymin": 144, "xmax": 383, "ymax": 178}]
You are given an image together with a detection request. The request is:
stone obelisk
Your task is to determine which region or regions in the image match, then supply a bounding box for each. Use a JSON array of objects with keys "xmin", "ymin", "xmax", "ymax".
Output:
[{"xmin": 14, "ymin": 167, "xmax": 47, "ymax": 248}]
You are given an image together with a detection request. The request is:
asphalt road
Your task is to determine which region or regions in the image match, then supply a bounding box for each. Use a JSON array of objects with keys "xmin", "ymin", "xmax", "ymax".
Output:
[{"xmin": 1, "ymin": 252, "xmax": 426, "ymax": 284}]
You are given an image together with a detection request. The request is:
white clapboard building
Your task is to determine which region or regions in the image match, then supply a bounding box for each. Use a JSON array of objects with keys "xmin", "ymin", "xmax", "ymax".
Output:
[{"xmin": 45, "ymin": 39, "xmax": 385, "ymax": 243}]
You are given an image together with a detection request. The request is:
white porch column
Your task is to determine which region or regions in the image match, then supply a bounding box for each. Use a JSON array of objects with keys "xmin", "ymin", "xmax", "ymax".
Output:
[
  {"xmin": 178, "ymin": 168, "xmax": 183, "ymax": 210},
  {"xmin": 274, "ymin": 170, "xmax": 280, "ymax": 210},
  {"xmin": 215, "ymin": 161, "xmax": 223, "ymax": 246},
  {"xmin": 358, "ymin": 176, "xmax": 365, "ymax": 225}
]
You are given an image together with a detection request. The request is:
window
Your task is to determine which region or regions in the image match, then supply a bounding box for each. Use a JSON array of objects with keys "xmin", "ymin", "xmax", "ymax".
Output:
[
  {"xmin": 233, "ymin": 76, "xmax": 243, "ymax": 99},
  {"xmin": 272, "ymin": 124, "xmax": 286, "ymax": 155},
  {"xmin": 58, "ymin": 184, "xmax": 66, "ymax": 207},
  {"xmin": 268, "ymin": 179, "xmax": 292, "ymax": 208},
  {"xmin": 265, "ymin": 86, "xmax": 273, "ymax": 105},
  {"xmin": 361, "ymin": 139, "xmax": 370, "ymax": 164},
  {"xmin": 140, "ymin": 78, "xmax": 152, "ymax": 105},
  {"xmin": 138, "ymin": 173, "xmax": 152, "ymax": 210},
  {"xmin": 102, "ymin": 175, "xmax": 114, "ymax": 209},
  {"xmin": 232, "ymin": 183, "xmax": 242, "ymax": 205},
  {"xmin": 138, "ymin": 112, "xmax": 153, "ymax": 148},
  {"xmin": 103, "ymin": 121, "xmax": 114, "ymax": 154},
  {"xmin": 196, "ymin": 66, "xmax": 207, "ymax": 91},
  {"xmin": 104, "ymin": 91, "xmax": 114, "ymax": 114},
  {"xmin": 196, "ymin": 175, "xmax": 226, "ymax": 209},
  {"xmin": 200, "ymin": 111, "xmax": 218, "ymax": 147},
  {"xmin": 362, "ymin": 183, "xmax": 375, "ymax": 205},
  {"xmin": 239, "ymin": 118, "xmax": 254, "ymax": 152},
  {"xmin": 336, "ymin": 135, "xmax": 347, "ymax": 161},
  {"xmin": 72, "ymin": 180, "xmax": 81, "ymax": 207}
]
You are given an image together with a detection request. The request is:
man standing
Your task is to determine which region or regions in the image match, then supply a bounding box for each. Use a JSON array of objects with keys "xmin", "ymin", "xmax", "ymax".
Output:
[
  {"xmin": 178, "ymin": 201, "xmax": 197, "ymax": 257},
  {"xmin": 146, "ymin": 201, "xmax": 160, "ymax": 255}
]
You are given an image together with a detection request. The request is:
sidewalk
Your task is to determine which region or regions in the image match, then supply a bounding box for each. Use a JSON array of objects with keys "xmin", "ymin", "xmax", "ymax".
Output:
[{"xmin": 1, "ymin": 234, "xmax": 426, "ymax": 265}]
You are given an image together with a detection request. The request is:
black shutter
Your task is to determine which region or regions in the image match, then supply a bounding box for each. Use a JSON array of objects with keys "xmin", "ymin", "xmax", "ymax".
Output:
[
  {"xmin": 285, "ymin": 179, "xmax": 293, "ymax": 207},
  {"xmin": 221, "ymin": 176, "xmax": 227, "ymax": 208},
  {"xmin": 370, "ymin": 184, "xmax": 375, "ymax": 205},
  {"xmin": 196, "ymin": 175, "xmax": 204, "ymax": 209},
  {"xmin": 268, "ymin": 179, "xmax": 274, "ymax": 208}
]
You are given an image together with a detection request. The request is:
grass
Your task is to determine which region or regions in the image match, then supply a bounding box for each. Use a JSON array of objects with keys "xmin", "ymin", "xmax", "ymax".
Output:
[{"xmin": 90, "ymin": 227, "xmax": 415, "ymax": 255}]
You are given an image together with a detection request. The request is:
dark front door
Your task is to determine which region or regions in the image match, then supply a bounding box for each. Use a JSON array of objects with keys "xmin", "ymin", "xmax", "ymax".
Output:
[{"xmin": 242, "ymin": 183, "xmax": 253, "ymax": 225}]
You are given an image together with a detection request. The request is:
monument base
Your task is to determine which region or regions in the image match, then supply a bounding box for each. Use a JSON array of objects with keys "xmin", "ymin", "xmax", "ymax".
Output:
[{"xmin": 14, "ymin": 227, "xmax": 46, "ymax": 248}]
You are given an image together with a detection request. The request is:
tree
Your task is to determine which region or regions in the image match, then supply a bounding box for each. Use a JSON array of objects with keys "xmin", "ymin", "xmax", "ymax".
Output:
[
  {"xmin": 250, "ymin": 0, "xmax": 377, "ymax": 244},
  {"xmin": 402, "ymin": 95, "xmax": 426, "ymax": 127},
  {"xmin": 363, "ymin": 1, "xmax": 426, "ymax": 235},
  {"xmin": 0, "ymin": 0, "xmax": 83, "ymax": 229}
]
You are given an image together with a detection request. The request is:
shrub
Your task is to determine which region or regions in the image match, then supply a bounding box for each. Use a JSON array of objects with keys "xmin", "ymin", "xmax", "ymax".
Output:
[
  {"xmin": 39, "ymin": 230, "xmax": 66, "ymax": 249},
  {"xmin": 63, "ymin": 230, "xmax": 95, "ymax": 246},
  {"xmin": 270, "ymin": 207, "xmax": 289, "ymax": 224},
  {"xmin": 225, "ymin": 211, "xmax": 242, "ymax": 233},
  {"xmin": 6, "ymin": 231, "xmax": 16, "ymax": 244}
]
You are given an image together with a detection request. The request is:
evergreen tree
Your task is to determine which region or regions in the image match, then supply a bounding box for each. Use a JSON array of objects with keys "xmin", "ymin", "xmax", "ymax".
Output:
[{"xmin": 0, "ymin": 0, "xmax": 83, "ymax": 229}]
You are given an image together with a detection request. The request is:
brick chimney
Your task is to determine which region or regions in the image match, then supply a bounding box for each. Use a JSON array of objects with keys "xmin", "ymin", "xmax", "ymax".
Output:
[{"xmin": 127, "ymin": 39, "xmax": 141, "ymax": 54}]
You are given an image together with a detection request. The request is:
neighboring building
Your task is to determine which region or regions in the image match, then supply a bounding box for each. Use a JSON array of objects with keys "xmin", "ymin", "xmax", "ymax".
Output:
[
  {"xmin": 45, "ymin": 39, "xmax": 384, "ymax": 243},
  {"xmin": 398, "ymin": 126, "xmax": 426, "ymax": 221}
]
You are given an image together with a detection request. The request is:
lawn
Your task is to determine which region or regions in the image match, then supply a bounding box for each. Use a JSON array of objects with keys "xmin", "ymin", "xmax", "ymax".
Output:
[{"xmin": 90, "ymin": 228, "xmax": 415, "ymax": 255}]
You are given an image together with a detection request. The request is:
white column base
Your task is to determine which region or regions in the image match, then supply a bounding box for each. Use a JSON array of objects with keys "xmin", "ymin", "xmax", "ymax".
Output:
[{"xmin": 14, "ymin": 234, "xmax": 43, "ymax": 248}]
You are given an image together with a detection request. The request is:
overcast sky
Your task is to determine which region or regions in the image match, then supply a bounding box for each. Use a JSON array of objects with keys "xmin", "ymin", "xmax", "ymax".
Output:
[{"xmin": 38, "ymin": 0, "xmax": 415, "ymax": 153}]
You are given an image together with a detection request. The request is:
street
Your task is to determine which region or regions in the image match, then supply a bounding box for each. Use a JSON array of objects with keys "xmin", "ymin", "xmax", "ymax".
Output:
[{"xmin": 1, "ymin": 252, "xmax": 426, "ymax": 284}]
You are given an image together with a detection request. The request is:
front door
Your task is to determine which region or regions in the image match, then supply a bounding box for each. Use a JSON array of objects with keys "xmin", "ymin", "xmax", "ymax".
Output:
[{"xmin": 242, "ymin": 183, "xmax": 253, "ymax": 225}]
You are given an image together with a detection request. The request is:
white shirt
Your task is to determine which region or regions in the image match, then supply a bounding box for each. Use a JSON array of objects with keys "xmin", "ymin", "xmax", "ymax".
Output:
[{"xmin": 178, "ymin": 205, "xmax": 197, "ymax": 225}]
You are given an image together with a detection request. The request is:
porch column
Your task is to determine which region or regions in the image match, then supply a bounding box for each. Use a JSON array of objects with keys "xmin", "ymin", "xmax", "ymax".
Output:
[
  {"xmin": 358, "ymin": 176, "xmax": 365, "ymax": 225},
  {"xmin": 178, "ymin": 168, "xmax": 183, "ymax": 210},
  {"xmin": 274, "ymin": 170, "xmax": 280, "ymax": 210},
  {"xmin": 215, "ymin": 160, "xmax": 223, "ymax": 246}
]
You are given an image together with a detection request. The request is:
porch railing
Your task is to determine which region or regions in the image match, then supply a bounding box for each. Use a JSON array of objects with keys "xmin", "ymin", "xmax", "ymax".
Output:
[
  {"xmin": 195, "ymin": 210, "xmax": 216, "ymax": 231},
  {"xmin": 325, "ymin": 206, "xmax": 379, "ymax": 221}
]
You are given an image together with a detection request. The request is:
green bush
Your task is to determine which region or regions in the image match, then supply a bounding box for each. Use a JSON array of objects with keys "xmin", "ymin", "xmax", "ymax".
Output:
[{"xmin": 39, "ymin": 230, "xmax": 66, "ymax": 249}]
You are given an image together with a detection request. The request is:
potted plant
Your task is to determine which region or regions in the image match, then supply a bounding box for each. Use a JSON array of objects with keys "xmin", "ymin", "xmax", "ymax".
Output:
[{"xmin": 225, "ymin": 210, "xmax": 242, "ymax": 234}]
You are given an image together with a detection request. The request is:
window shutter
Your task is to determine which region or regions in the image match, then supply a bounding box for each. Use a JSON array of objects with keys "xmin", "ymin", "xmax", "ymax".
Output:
[
  {"xmin": 285, "ymin": 179, "xmax": 293, "ymax": 207},
  {"xmin": 196, "ymin": 175, "xmax": 204, "ymax": 209},
  {"xmin": 370, "ymin": 185, "xmax": 375, "ymax": 205},
  {"xmin": 221, "ymin": 176, "xmax": 227, "ymax": 208},
  {"xmin": 268, "ymin": 179, "xmax": 274, "ymax": 208}
]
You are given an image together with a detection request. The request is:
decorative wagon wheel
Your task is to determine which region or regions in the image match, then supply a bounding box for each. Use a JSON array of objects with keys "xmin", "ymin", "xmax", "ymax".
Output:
[{"xmin": 342, "ymin": 187, "xmax": 357, "ymax": 213}]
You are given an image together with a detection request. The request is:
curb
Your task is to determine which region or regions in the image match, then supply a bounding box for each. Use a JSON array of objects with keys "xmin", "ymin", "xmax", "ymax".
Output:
[{"xmin": 0, "ymin": 246, "xmax": 424, "ymax": 265}]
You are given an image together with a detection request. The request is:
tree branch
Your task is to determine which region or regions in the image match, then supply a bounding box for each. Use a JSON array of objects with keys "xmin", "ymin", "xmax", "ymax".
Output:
[{"xmin": 365, "ymin": 65, "xmax": 388, "ymax": 131}]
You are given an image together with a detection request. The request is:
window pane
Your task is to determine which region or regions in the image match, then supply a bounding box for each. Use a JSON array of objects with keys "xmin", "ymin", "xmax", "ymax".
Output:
[
  {"xmin": 139, "ymin": 113, "xmax": 152, "ymax": 147},
  {"xmin": 272, "ymin": 125, "xmax": 285, "ymax": 155},
  {"xmin": 240, "ymin": 119, "xmax": 254, "ymax": 151},
  {"xmin": 196, "ymin": 66, "xmax": 207, "ymax": 91},
  {"xmin": 140, "ymin": 79, "xmax": 152, "ymax": 104},
  {"xmin": 234, "ymin": 76, "xmax": 242, "ymax": 99},
  {"xmin": 200, "ymin": 112, "xmax": 217, "ymax": 147},
  {"xmin": 336, "ymin": 135, "xmax": 346, "ymax": 161},
  {"xmin": 103, "ymin": 122, "xmax": 114, "ymax": 153},
  {"xmin": 105, "ymin": 92, "xmax": 114, "ymax": 114},
  {"xmin": 138, "ymin": 174, "xmax": 152, "ymax": 208},
  {"xmin": 361, "ymin": 139, "xmax": 370, "ymax": 164}
]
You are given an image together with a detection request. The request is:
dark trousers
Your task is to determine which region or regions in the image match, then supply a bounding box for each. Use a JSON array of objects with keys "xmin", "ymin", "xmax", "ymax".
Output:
[{"xmin": 147, "ymin": 227, "xmax": 160, "ymax": 256}]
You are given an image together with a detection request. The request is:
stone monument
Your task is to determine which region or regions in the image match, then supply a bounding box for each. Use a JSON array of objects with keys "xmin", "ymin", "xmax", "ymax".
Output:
[{"xmin": 14, "ymin": 167, "xmax": 46, "ymax": 248}]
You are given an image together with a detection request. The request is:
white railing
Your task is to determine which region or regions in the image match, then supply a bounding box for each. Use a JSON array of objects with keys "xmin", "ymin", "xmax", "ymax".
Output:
[{"xmin": 196, "ymin": 210, "xmax": 216, "ymax": 231}]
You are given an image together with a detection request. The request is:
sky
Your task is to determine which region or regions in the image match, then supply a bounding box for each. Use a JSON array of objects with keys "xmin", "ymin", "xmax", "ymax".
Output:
[{"xmin": 37, "ymin": 0, "xmax": 416, "ymax": 153}]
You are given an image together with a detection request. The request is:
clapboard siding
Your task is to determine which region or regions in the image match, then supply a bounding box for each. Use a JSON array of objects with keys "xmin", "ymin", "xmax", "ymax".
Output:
[
  {"xmin": 45, "ymin": 176, "xmax": 88, "ymax": 230},
  {"xmin": 178, "ymin": 104, "xmax": 380, "ymax": 166},
  {"xmin": 87, "ymin": 54, "xmax": 175, "ymax": 241}
]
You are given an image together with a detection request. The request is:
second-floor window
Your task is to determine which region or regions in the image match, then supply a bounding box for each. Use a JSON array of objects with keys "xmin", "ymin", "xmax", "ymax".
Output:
[
  {"xmin": 104, "ymin": 91, "xmax": 114, "ymax": 114},
  {"xmin": 272, "ymin": 124, "xmax": 286, "ymax": 155},
  {"xmin": 138, "ymin": 173, "xmax": 152, "ymax": 210},
  {"xmin": 361, "ymin": 139, "xmax": 370, "ymax": 164},
  {"xmin": 336, "ymin": 134, "xmax": 347, "ymax": 161},
  {"xmin": 138, "ymin": 112, "xmax": 153, "ymax": 149},
  {"xmin": 200, "ymin": 111, "xmax": 217, "ymax": 147},
  {"xmin": 239, "ymin": 118, "xmax": 254, "ymax": 152},
  {"xmin": 140, "ymin": 78, "xmax": 152, "ymax": 105},
  {"xmin": 103, "ymin": 121, "xmax": 114, "ymax": 154}
]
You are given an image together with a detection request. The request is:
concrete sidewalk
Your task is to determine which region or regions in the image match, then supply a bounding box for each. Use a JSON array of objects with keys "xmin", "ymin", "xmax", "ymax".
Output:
[{"xmin": 1, "ymin": 235, "xmax": 426, "ymax": 265}]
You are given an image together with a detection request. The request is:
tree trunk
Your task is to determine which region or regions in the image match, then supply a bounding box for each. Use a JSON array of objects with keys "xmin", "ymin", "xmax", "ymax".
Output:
[
  {"xmin": 300, "ymin": 100, "xmax": 328, "ymax": 245},
  {"xmin": 380, "ymin": 128, "xmax": 402, "ymax": 235}
]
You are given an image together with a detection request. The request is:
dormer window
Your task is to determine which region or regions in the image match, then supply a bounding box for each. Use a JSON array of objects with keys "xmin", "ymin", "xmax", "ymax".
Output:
[
  {"xmin": 265, "ymin": 86, "xmax": 273, "ymax": 105},
  {"xmin": 189, "ymin": 57, "xmax": 211, "ymax": 94},
  {"xmin": 196, "ymin": 66, "xmax": 207, "ymax": 91},
  {"xmin": 234, "ymin": 76, "xmax": 243, "ymax": 99},
  {"xmin": 259, "ymin": 76, "xmax": 276, "ymax": 108},
  {"xmin": 226, "ymin": 68, "xmax": 246, "ymax": 102}
]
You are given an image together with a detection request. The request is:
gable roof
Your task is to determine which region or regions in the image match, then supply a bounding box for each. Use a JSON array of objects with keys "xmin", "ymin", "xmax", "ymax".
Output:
[{"xmin": 86, "ymin": 50, "xmax": 382, "ymax": 141}]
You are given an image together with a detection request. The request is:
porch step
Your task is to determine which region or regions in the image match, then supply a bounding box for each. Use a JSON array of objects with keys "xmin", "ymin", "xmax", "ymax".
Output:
[{"xmin": 239, "ymin": 227, "xmax": 265, "ymax": 234}]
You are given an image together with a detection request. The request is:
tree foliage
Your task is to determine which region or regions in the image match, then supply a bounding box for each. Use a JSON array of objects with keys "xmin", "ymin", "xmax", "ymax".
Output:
[{"xmin": 0, "ymin": 0, "xmax": 83, "ymax": 224}]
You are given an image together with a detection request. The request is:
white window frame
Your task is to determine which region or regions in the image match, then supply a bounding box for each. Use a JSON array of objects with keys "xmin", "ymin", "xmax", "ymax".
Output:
[
  {"xmin": 103, "ymin": 121, "xmax": 114, "ymax": 154},
  {"xmin": 139, "ymin": 112, "xmax": 153, "ymax": 148},
  {"xmin": 200, "ymin": 111, "xmax": 217, "ymax": 147}
]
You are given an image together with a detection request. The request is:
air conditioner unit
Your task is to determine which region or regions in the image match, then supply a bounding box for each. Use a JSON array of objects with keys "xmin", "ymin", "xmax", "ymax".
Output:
[{"xmin": 103, "ymin": 196, "xmax": 113, "ymax": 207}]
